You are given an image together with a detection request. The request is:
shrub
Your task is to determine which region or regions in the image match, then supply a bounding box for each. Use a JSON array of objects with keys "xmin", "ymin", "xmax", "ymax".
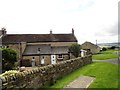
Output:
[
  {"xmin": 102, "ymin": 47, "xmax": 107, "ymax": 51},
  {"xmin": 109, "ymin": 46, "xmax": 116, "ymax": 50},
  {"xmin": 69, "ymin": 43, "xmax": 81, "ymax": 57},
  {"xmin": 1, "ymin": 48, "xmax": 17, "ymax": 72}
]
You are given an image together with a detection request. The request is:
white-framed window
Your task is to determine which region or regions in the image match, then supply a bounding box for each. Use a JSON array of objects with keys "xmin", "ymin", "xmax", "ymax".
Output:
[{"xmin": 57, "ymin": 54, "xmax": 63, "ymax": 59}]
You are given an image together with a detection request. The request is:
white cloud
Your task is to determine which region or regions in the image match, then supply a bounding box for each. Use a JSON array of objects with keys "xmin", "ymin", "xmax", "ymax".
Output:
[{"xmin": 0, "ymin": 0, "xmax": 119, "ymax": 44}]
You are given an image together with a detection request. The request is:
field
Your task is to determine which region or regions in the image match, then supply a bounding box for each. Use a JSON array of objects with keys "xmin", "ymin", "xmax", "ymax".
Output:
[
  {"xmin": 45, "ymin": 62, "xmax": 118, "ymax": 88},
  {"xmin": 92, "ymin": 49, "xmax": 118, "ymax": 60}
]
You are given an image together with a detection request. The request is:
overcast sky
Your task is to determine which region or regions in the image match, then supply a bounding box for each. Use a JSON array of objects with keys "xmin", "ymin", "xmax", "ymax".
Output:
[{"xmin": 0, "ymin": 0, "xmax": 119, "ymax": 44}]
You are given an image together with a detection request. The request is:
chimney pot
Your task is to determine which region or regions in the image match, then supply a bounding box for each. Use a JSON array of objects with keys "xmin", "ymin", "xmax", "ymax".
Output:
[
  {"xmin": 72, "ymin": 28, "xmax": 74, "ymax": 35},
  {"xmin": 0, "ymin": 27, "xmax": 7, "ymax": 36},
  {"xmin": 2, "ymin": 27, "xmax": 6, "ymax": 31},
  {"xmin": 50, "ymin": 30, "xmax": 52, "ymax": 34}
]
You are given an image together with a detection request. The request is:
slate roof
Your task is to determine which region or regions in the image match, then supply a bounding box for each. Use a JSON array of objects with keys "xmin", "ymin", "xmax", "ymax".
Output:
[
  {"xmin": 2, "ymin": 34, "xmax": 77, "ymax": 44},
  {"xmin": 51, "ymin": 46, "xmax": 69, "ymax": 54},
  {"xmin": 81, "ymin": 41, "xmax": 101, "ymax": 49},
  {"xmin": 23, "ymin": 45, "xmax": 69, "ymax": 55},
  {"xmin": 23, "ymin": 44, "xmax": 51, "ymax": 55}
]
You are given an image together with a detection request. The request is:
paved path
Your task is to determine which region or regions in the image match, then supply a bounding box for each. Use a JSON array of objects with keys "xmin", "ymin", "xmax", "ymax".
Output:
[
  {"xmin": 93, "ymin": 58, "xmax": 119, "ymax": 65},
  {"xmin": 63, "ymin": 76, "xmax": 95, "ymax": 89}
]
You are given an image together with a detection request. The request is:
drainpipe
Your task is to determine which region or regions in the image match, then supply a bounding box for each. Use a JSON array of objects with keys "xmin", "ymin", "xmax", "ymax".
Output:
[
  {"xmin": 38, "ymin": 48, "xmax": 41, "ymax": 66},
  {"xmin": 19, "ymin": 42, "xmax": 22, "ymax": 67}
]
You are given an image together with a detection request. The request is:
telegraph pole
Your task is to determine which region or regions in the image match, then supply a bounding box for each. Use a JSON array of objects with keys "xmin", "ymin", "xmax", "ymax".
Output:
[{"xmin": 96, "ymin": 40, "xmax": 97, "ymax": 45}]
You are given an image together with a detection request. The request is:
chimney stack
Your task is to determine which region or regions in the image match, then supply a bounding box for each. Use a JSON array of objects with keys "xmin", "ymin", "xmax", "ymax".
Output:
[
  {"xmin": 72, "ymin": 28, "xmax": 74, "ymax": 35},
  {"xmin": 50, "ymin": 30, "xmax": 52, "ymax": 34},
  {"xmin": 0, "ymin": 27, "xmax": 7, "ymax": 36}
]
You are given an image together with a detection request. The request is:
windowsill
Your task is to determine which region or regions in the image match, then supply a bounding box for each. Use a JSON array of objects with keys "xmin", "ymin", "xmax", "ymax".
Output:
[{"xmin": 57, "ymin": 58, "xmax": 63, "ymax": 60}]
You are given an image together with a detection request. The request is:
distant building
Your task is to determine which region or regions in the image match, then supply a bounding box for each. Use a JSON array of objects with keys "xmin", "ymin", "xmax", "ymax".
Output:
[
  {"xmin": 1, "ymin": 28, "xmax": 78, "ymax": 67},
  {"xmin": 81, "ymin": 41, "xmax": 101, "ymax": 54}
]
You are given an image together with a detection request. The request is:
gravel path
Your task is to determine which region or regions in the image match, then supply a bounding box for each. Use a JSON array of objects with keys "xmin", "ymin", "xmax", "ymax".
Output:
[{"xmin": 93, "ymin": 58, "xmax": 119, "ymax": 65}]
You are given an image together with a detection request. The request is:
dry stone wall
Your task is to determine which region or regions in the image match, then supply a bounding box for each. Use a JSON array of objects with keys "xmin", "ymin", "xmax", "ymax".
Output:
[{"xmin": 1, "ymin": 55, "xmax": 92, "ymax": 89}]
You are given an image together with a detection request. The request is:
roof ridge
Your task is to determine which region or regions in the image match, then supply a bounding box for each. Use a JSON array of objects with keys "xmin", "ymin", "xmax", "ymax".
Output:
[
  {"xmin": 6, "ymin": 33, "xmax": 72, "ymax": 35},
  {"xmin": 2, "ymin": 33, "xmax": 78, "ymax": 43}
]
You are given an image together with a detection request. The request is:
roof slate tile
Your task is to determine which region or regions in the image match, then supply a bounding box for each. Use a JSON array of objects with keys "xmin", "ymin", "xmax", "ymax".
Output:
[{"xmin": 2, "ymin": 34, "xmax": 77, "ymax": 43}]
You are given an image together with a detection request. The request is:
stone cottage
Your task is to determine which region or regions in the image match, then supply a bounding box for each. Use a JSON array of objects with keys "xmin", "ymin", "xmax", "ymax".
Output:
[
  {"xmin": 1, "ymin": 28, "xmax": 78, "ymax": 66},
  {"xmin": 81, "ymin": 41, "xmax": 101, "ymax": 54}
]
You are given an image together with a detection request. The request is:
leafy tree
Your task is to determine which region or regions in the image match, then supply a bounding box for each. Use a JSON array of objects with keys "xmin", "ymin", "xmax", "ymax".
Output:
[
  {"xmin": 102, "ymin": 47, "xmax": 107, "ymax": 51},
  {"xmin": 69, "ymin": 43, "xmax": 81, "ymax": 57},
  {"xmin": 1, "ymin": 48, "xmax": 17, "ymax": 72},
  {"xmin": 109, "ymin": 46, "xmax": 116, "ymax": 49}
]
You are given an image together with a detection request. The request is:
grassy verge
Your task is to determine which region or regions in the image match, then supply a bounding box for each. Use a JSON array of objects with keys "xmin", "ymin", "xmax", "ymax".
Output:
[
  {"xmin": 45, "ymin": 62, "xmax": 118, "ymax": 88},
  {"xmin": 92, "ymin": 49, "xmax": 118, "ymax": 60}
]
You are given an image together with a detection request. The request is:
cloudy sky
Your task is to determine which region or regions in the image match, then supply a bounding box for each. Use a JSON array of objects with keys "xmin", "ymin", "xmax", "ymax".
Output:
[{"xmin": 0, "ymin": 0, "xmax": 119, "ymax": 44}]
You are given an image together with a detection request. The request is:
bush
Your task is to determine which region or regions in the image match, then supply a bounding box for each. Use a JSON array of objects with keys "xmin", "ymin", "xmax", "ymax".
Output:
[
  {"xmin": 1, "ymin": 48, "xmax": 17, "ymax": 72},
  {"xmin": 109, "ymin": 46, "xmax": 116, "ymax": 50},
  {"xmin": 0, "ymin": 70, "xmax": 19, "ymax": 76},
  {"xmin": 69, "ymin": 43, "xmax": 81, "ymax": 57},
  {"xmin": 102, "ymin": 47, "xmax": 107, "ymax": 51},
  {"xmin": 2, "ymin": 48, "xmax": 17, "ymax": 63}
]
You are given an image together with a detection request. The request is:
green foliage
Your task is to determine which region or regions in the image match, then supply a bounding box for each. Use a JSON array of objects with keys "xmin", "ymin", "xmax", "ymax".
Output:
[
  {"xmin": 102, "ymin": 47, "xmax": 107, "ymax": 51},
  {"xmin": 0, "ymin": 70, "xmax": 19, "ymax": 76},
  {"xmin": 1, "ymin": 48, "xmax": 17, "ymax": 72},
  {"xmin": 69, "ymin": 43, "xmax": 81, "ymax": 57},
  {"xmin": 2, "ymin": 48, "xmax": 17, "ymax": 62},
  {"xmin": 46, "ymin": 62, "xmax": 118, "ymax": 88},
  {"xmin": 109, "ymin": 46, "xmax": 116, "ymax": 50}
]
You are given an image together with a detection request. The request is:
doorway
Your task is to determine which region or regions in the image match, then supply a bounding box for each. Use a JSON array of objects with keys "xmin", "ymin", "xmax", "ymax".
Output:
[{"xmin": 51, "ymin": 55, "xmax": 56, "ymax": 64}]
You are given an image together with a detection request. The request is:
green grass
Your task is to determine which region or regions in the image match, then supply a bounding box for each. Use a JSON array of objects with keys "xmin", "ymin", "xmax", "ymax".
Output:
[
  {"xmin": 92, "ymin": 49, "xmax": 118, "ymax": 60},
  {"xmin": 45, "ymin": 62, "xmax": 118, "ymax": 88}
]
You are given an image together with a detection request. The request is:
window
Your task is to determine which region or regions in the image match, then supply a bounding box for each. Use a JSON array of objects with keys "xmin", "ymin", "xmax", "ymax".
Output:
[
  {"xmin": 41, "ymin": 56, "xmax": 44, "ymax": 64},
  {"xmin": 37, "ymin": 48, "xmax": 40, "ymax": 53},
  {"xmin": 7, "ymin": 46, "xmax": 9, "ymax": 48},
  {"xmin": 57, "ymin": 54, "xmax": 63, "ymax": 59}
]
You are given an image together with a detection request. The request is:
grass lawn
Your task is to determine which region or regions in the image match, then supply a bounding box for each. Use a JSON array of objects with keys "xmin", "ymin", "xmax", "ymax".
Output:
[
  {"xmin": 92, "ymin": 49, "xmax": 118, "ymax": 60},
  {"xmin": 45, "ymin": 62, "xmax": 118, "ymax": 88}
]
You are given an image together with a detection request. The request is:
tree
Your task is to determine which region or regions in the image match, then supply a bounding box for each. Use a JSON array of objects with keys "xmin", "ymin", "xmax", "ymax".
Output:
[
  {"xmin": 1, "ymin": 48, "xmax": 17, "ymax": 72},
  {"xmin": 69, "ymin": 43, "xmax": 81, "ymax": 58},
  {"xmin": 109, "ymin": 46, "xmax": 116, "ymax": 49},
  {"xmin": 102, "ymin": 47, "xmax": 107, "ymax": 51}
]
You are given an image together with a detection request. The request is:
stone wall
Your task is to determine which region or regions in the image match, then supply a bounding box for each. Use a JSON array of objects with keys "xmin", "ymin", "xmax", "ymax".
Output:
[
  {"xmin": 1, "ymin": 55, "xmax": 92, "ymax": 89},
  {"xmin": 7, "ymin": 42, "xmax": 27, "ymax": 60},
  {"xmin": 23, "ymin": 54, "xmax": 70, "ymax": 66},
  {"xmin": 22, "ymin": 55, "xmax": 51, "ymax": 66}
]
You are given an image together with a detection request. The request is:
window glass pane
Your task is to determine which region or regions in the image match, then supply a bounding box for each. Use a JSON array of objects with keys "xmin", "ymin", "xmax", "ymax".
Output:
[{"xmin": 58, "ymin": 54, "xmax": 63, "ymax": 59}]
